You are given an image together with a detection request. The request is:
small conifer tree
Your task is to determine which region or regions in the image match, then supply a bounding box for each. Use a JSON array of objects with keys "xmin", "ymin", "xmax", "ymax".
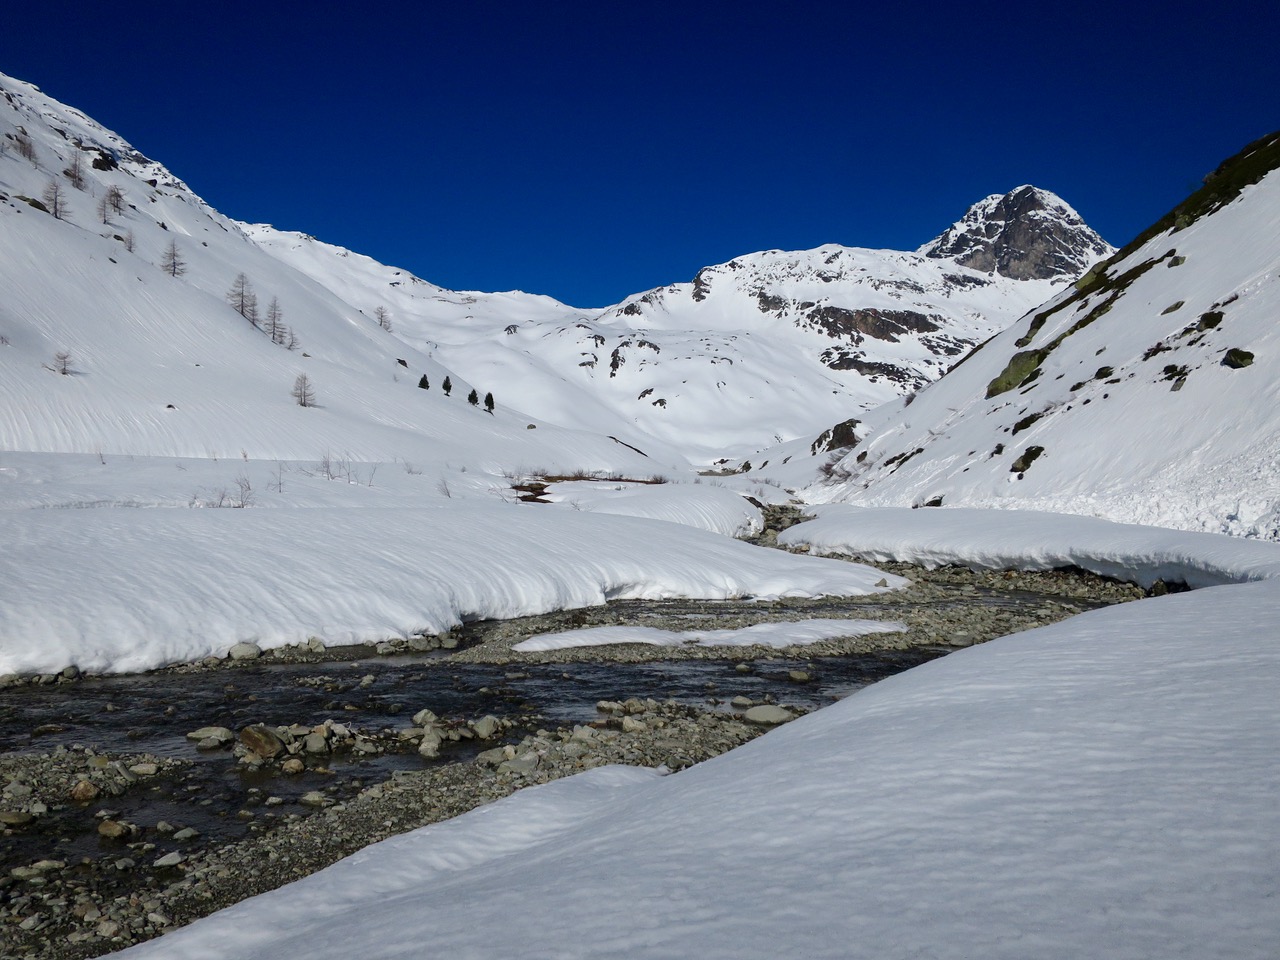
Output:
[
  {"xmin": 160, "ymin": 239, "xmax": 186, "ymax": 277},
  {"xmin": 291, "ymin": 373, "xmax": 316, "ymax": 407},
  {"xmin": 42, "ymin": 178, "xmax": 69, "ymax": 220},
  {"xmin": 418, "ymin": 374, "xmax": 429, "ymax": 390},
  {"xmin": 226, "ymin": 273, "xmax": 260, "ymax": 327},
  {"xmin": 265, "ymin": 297, "xmax": 286, "ymax": 343},
  {"xmin": 467, "ymin": 388, "xmax": 479, "ymax": 406},
  {"xmin": 484, "ymin": 391, "xmax": 494, "ymax": 414},
  {"xmin": 442, "ymin": 376, "xmax": 452, "ymax": 396}
]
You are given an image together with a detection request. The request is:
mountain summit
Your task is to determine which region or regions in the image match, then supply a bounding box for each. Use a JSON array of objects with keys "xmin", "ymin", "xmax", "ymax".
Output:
[{"xmin": 919, "ymin": 186, "xmax": 1112, "ymax": 281}]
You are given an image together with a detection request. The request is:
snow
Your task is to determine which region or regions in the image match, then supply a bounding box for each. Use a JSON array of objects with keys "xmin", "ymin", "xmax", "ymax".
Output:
[
  {"xmin": 779, "ymin": 504, "xmax": 1280, "ymax": 588},
  {"xmin": 0, "ymin": 488, "xmax": 904, "ymax": 675},
  {"xmin": 512, "ymin": 618, "xmax": 906, "ymax": 652},
  {"xmin": 106, "ymin": 510, "xmax": 1280, "ymax": 960},
  {"xmin": 538, "ymin": 478, "xmax": 764, "ymax": 537},
  {"xmin": 248, "ymin": 213, "xmax": 1086, "ymax": 463},
  {"xmin": 810, "ymin": 163, "xmax": 1280, "ymax": 539}
]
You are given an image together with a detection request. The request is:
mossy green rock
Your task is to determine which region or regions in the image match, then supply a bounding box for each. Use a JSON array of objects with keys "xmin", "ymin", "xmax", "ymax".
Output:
[{"xmin": 986, "ymin": 349, "xmax": 1048, "ymax": 398}]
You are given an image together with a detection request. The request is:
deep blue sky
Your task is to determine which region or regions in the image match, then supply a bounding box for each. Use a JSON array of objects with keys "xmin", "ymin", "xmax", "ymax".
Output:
[{"xmin": 3, "ymin": 1, "xmax": 1276, "ymax": 306}]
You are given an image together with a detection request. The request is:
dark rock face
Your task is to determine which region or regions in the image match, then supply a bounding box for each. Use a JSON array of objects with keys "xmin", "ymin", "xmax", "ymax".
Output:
[
  {"xmin": 804, "ymin": 307, "xmax": 940, "ymax": 343},
  {"xmin": 811, "ymin": 417, "xmax": 862, "ymax": 454},
  {"xmin": 922, "ymin": 186, "xmax": 1112, "ymax": 281}
]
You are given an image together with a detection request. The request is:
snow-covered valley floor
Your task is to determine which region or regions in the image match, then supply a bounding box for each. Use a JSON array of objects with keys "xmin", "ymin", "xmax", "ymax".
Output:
[
  {"xmin": 96, "ymin": 508, "xmax": 1278, "ymax": 960},
  {"xmin": 4, "ymin": 488, "xmax": 1277, "ymax": 960}
]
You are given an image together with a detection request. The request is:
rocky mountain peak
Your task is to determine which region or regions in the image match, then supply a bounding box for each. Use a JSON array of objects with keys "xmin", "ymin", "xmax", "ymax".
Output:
[{"xmin": 919, "ymin": 185, "xmax": 1113, "ymax": 281}]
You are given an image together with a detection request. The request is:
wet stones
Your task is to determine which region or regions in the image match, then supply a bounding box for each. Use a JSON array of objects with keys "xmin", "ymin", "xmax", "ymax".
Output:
[
  {"xmin": 472, "ymin": 715, "xmax": 501, "ymax": 740},
  {"xmin": 186, "ymin": 726, "xmax": 234, "ymax": 749},
  {"xmin": 238, "ymin": 724, "xmax": 285, "ymax": 760},
  {"xmin": 97, "ymin": 818, "xmax": 135, "ymax": 839},
  {"xmin": 743, "ymin": 705, "xmax": 795, "ymax": 725},
  {"xmin": 1, "ymin": 701, "xmax": 777, "ymax": 959},
  {"xmin": 69, "ymin": 779, "xmax": 100, "ymax": 802}
]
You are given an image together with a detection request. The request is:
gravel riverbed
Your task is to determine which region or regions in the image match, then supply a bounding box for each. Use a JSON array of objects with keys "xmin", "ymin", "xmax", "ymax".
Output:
[{"xmin": 0, "ymin": 560, "xmax": 1144, "ymax": 960}]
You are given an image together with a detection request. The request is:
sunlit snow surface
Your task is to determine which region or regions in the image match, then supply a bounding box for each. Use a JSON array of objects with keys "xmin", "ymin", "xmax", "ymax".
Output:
[
  {"xmin": 513, "ymin": 618, "xmax": 906, "ymax": 651},
  {"xmin": 0, "ymin": 453, "xmax": 905, "ymax": 676},
  {"xmin": 107, "ymin": 511, "xmax": 1280, "ymax": 960},
  {"xmin": 780, "ymin": 504, "xmax": 1280, "ymax": 586},
  {"xmin": 539, "ymin": 479, "xmax": 765, "ymax": 537}
]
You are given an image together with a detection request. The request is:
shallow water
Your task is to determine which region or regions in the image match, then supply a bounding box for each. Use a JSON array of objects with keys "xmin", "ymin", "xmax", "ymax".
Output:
[{"xmin": 0, "ymin": 574, "xmax": 1122, "ymax": 872}]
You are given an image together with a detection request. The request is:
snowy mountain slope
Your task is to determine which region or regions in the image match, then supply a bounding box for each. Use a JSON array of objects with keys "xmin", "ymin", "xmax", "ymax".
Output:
[
  {"xmin": 543, "ymin": 191, "xmax": 1109, "ymax": 461},
  {"xmin": 808, "ymin": 132, "xmax": 1280, "ymax": 538},
  {"xmin": 250, "ymin": 189, "xmax": 1110, "ymax": 463},
  {"xmin": 0, "ymin": 71, "xmax": 678, "ymax": 473},
  {"xmin": 1, "ymin": 70, "xmax": 1114, "ymax": 472}
]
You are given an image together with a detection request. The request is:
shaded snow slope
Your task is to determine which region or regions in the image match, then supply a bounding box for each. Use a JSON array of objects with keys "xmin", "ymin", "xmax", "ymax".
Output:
[
  {"xmin": 808, "ymin": 132, "xmax": 1280, "ymax": 538},
  {"xmin": 108, "ymin": 513, "xmax": 1280, "ymax": 960}
]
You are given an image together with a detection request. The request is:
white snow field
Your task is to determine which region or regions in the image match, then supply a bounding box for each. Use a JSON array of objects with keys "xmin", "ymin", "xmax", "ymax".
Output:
[
  {"xmin": 780, "ymin": 504, "xmax": 1280, "ymax": 587},
  {"xmin": 537, "ymin": 477, "xmax": 765, "ymax": 537},
  {"xmin": 105, "ymin": 511, "xmax": 1280, "ymax": 960},
  {"xmin": 0, "ymin": 486, "xmax": 904, "ymax": 675},
  {"xmin": 512, "ymin": 617, "xmax": 907, "ymax": 652}
]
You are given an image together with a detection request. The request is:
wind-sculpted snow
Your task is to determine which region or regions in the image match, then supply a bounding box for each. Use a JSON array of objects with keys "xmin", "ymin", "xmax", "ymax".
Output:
[
  {"xmin": 780, "ymin": 505, "xmax": 1280, "ymax": 587},
  {"xmin": 512, "ymin": 618, "xmax": 906, "ymax": 652},
  {"xmin": 0, "ymin": 501, "xmax": 904, "ymax": 675},
  {"xmin": 108, "ymin": 514, "xmax": 1280, "ymax": 960}
]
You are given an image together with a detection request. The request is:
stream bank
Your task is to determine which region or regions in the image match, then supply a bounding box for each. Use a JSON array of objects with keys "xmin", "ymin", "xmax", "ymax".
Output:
[{"xmin": 1, "ymin": 561, "xmax": 1143, "ymax": 959}]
